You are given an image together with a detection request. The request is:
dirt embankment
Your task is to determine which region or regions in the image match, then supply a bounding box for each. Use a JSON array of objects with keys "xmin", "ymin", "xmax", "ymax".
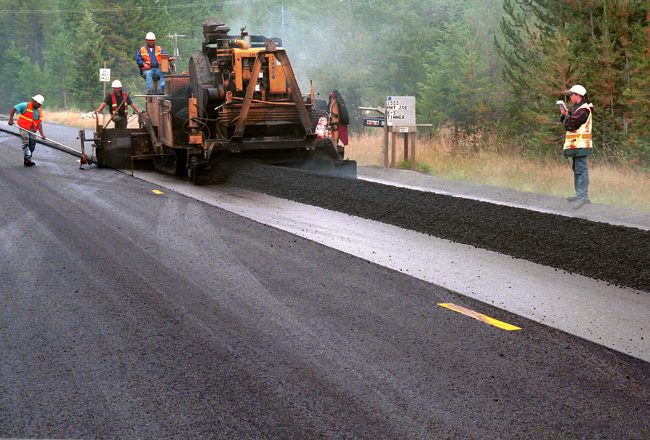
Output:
[{"xmin": 224, "ymin": 163, "xmax": 650, "ymax": 293}]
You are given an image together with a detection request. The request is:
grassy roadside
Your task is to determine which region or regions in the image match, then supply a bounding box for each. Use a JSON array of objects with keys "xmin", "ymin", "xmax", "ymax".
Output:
[
  {"xmin": 346, "ymin": 131, "xmax": 650, "ymax": 212},
  {"xmin": 44, "ymin": 111, "xmax": 649, "ymax": 212},
  {"xmin": 44, "ymin": 110, "xmax": 140, "ymax": 129}
]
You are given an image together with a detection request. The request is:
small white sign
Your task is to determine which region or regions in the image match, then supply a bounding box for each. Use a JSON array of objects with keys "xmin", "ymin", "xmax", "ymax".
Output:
[
  {"xmin": 398, "ymin": 126, "xmax": 409, "ymax": 133},
  {"xmin": 99, "ymin": 68, "xmax": 111, "ymax": 82},
  {"xmin": 386, "ymin": 95, "xmax": 416, "ymax": 127}
]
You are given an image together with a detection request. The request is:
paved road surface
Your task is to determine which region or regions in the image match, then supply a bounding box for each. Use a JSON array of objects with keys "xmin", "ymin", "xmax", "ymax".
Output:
[{"xmin": 1, "ymin": 133, "xmax": 649, "ymax": 439}]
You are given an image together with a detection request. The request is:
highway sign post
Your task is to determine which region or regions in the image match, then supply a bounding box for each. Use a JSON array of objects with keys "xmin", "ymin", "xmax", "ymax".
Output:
[
  {"xmin": 99, "ymin": 68, "xmax": 111, "ymax": 82},
  {"xmin": 100, "ymin": 63, "xmax": 111, "ymax": 99},
  {"xmin": 386, "ymin": 96, "xmax": 416, "ymax": 127},
  {"xmin": 386, "ymin": 96, "xmax": 416, "ymax": 169}
]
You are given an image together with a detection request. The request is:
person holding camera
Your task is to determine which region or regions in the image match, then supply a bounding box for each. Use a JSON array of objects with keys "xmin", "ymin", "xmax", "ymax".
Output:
[{"xmin": 559, "ymin": 84, "xmax": 594, "ymax": 209}]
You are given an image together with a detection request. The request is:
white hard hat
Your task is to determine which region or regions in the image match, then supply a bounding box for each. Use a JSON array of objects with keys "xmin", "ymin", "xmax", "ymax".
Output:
[
  {"xmin": 111, "ymin": 80, "xmax": 123, "ymax": 88},
  {"xmin": 32, "ymin": 94, "xmax": 44, "ymax": 105},
  {"xmin": 145, "ymin": 32, "xmax": 156, "ymax": 40},
  {"xmin": 568, "ymin": 84, "xmax": 587, "ymax": 97}
]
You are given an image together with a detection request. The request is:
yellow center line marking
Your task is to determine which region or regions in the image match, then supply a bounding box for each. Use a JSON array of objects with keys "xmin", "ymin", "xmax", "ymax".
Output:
[
  {"xmin": 151, "ymin": 189, "xmax": 164, "ymax": 195},
  {"xmin": 438, "ymin": 303, "xmax": 522, "ymax": 331}
]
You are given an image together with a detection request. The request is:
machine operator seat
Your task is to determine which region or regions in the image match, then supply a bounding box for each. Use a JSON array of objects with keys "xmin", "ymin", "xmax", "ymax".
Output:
[{"xmin": 140, "ymin": 55, "xmax": 175, "ymax": 94}]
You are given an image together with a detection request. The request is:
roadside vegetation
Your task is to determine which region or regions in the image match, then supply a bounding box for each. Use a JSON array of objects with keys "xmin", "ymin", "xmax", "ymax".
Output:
[
  {"xmin": 45, "ymin": 110, "xmax": 139, "ymax": 129},
  {"xmin": 347, "ymin": 132, "xmax": 650, "ymax": 212},
  {"xmin": 4, "ymin": 1, "xmax": 646, "ymax": 210},
  {"xmin": 45, "ymin": 108, "xmax": 650, "ymax": 212}
]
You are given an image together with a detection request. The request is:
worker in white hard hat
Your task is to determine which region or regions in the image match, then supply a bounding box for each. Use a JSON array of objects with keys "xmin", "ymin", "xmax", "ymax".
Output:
[
  {"xmin": 95, "ymin": 80, "xmax": 141, "ymax": 129},
  {"xmin": 8, "ymin": 94, "xmax": 46, "ymax": 166},
  {"xmin": 559, "ymin": 84, "xmax": 595, "ymax": 209},
  {"xmin": 135, "ymin": 32, "xmax": 172, "ymax": 94}
]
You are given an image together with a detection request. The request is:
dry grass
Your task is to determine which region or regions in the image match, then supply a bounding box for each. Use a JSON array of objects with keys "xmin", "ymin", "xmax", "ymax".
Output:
[
  {"xmin": 45, "ymin": 110, "xmax": 140, "ymax": 129},
  {"xmin": 346, "ymin": 131, "xmax": 650, "ymax": 212},
  {"xmin": 46, "ymin": 110, "xmax": 648, "ymax": 211}
]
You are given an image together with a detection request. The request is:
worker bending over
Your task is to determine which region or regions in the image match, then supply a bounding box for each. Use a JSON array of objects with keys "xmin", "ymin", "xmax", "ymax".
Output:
[
  {"xmin": 8, "ymin": 94, "xmax": 46, "ymax": 167},
  {"xmin": 328, "ymin": 89, "xmax": 349, "ymax": 147},
  {"xmin": 95, "ymin": 80, "xmax": 141, "ymax": 129},
  {"xmin": 135, "ymin": 32, "xmax": 172, "ymax": 95}
]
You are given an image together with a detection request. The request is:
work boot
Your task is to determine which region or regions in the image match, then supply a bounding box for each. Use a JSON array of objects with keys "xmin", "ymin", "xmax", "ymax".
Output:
[
  {"xmin": 566, "ymin": 196, "xmax": 579, "ymax": 202},
  {"xmin": 24, "ymin": 158, "xmax": 35, "ymax": 167},
  {"xmin": 573, "ymin": 198, "xmax": 590, "ymax": 209}
]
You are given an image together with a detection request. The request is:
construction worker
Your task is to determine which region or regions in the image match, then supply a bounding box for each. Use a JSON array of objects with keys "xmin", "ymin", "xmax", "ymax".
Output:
[
  {"xmin": 8, "ymin": 94, "xmax": 46, "ymax": 167},
  {"xmin": 559, "ymin": 84, "xmax": 594, "ymax": 209},
  {"xmin": 95, "ymin": 80, "xmax": 141, "ymax": 129},
  {"xmin": 135, "ymin": 32, "xmax": 171, "ymax": 94}
]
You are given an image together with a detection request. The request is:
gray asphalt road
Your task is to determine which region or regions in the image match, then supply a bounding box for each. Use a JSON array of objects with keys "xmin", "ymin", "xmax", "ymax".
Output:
[{"xmin": 1, "ymin": 136, "xmax": 649, "ymax": 439}]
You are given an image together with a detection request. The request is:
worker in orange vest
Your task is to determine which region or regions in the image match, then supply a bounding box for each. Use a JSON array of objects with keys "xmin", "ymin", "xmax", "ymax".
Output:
[
  {"xmin": 95, "ymin": 80, "xmax": 141, "ymax": 129},
  {"xmin": 8, "ymin": 94, "xmax": 46, "ymax": 167},
  {"xmin": 135, "ymin": 32, "xmax": 172, "ymax": 94}
]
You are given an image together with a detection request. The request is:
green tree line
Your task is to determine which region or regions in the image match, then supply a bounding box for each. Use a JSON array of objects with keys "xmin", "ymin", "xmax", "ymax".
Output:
[{"xmin": 0, "ymin": 0, "xmax": 647, "ymax": 164}]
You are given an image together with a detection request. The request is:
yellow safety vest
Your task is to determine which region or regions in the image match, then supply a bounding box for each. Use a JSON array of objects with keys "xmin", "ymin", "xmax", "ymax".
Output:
[{"xmin": 563, "ymin": 103, "xmax": 593, "ymax": 151}]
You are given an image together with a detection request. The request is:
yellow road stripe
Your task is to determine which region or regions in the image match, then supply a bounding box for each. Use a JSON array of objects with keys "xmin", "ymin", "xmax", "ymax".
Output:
[
  {"xmin": 438, "ymin": 303, "xmax": 521, "ymax": 331},
  {"xmin": 151, "ymin": 189, "xmax": 164, "ymax": 195}
]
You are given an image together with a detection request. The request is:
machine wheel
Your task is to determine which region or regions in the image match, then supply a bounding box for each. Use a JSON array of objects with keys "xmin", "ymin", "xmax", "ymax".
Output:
[
  {"xmin": 189, "ymin": 51, "xmax": 212, "ymax": 118},
  {"xmin": 174, "ymin": 149, "xmax": 188, "ymax": 176},
  {"xmin": 187, "ymin": 156, "xmax": 199, "ymax": 183},
  {"xmin": 153, "ymin": 148, "xmax": 186, "ymax": 176},
  {"xmin": 187, "ymin": 155, "xmax": 208, "ymax": 184}
]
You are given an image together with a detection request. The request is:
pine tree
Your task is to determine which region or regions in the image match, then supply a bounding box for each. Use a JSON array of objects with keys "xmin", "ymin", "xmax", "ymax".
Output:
[{"xmin": 69, "ymin": 10, "xmax": 105, "ymax": 110}]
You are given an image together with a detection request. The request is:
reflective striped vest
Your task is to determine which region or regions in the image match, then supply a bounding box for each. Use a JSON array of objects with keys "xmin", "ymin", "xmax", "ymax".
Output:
[
  {"xmin": 563, "ymin": 103, "xmax": 593, "ymax": 151},
  {"xmin": 110, "ymin": 92, "xmax": 128, "ymax": 115},
  {"xmin": 17, "ymin": 102, "xmax": 42, "ymax": 131},
  {"xmin": 140, "ymin": 45, "xmax": 162, "ymax": 65}
]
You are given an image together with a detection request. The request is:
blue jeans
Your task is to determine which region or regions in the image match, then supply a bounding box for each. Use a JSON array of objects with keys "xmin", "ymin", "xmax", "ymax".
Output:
[
  {"xmin": 20, "ymin": 130, "xmax": 36, "ymax": 159},
  {"xmin": 144, "ymin": 68, "xmax": 164, "ymax": 93},
  {"xmin": 572, "ymin": 156, "xmax": 589, "ymax": 200}
]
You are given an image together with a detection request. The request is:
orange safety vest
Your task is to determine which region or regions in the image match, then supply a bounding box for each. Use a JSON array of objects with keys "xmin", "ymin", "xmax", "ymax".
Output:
[
  {"xmin": 563, "ymin": 103, "xmax": 593, "ymax": 151},
  {"xmin": 17, "ymin": 102, "xmax": 42, "ymax": 132},
  {"xmin": 140, "ymin": 45, "xmax": 162, "ymax": 65},
  {"xmin": 110, "ymin": 92, "xmax": 128, "ymax": 116}
]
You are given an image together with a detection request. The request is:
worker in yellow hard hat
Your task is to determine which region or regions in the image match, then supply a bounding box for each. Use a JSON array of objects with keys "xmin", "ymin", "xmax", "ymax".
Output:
[
  {"xmin": 95, "ymin": 80, "xmax": 141, "ymax": 129},
  {"xmin": 8, "ymin": 94, "xmax": 46, "ymax": 166},
  {"xmin": 135, "ymin": 32, "xmax": 172, "ymax": 94}
]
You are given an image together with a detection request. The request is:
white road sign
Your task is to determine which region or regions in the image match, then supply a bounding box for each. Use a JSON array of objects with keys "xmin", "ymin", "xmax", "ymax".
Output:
[
  {"xmin": 99, "ymin": 68, "xmax": 111, "ymax": 82},
  {"xmin": 386, "ymin": 95, "xmax": 416, "ymax": 127}
]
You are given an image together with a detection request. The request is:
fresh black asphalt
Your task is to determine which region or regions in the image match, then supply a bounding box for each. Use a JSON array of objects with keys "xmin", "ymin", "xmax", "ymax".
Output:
[
  {"xmin": 1, "ymin": 135, "xmax": 649, "ymax": 439},
  {"xmin": 224, "ymin": 161, "xmax": 650, "ymax": 292}
]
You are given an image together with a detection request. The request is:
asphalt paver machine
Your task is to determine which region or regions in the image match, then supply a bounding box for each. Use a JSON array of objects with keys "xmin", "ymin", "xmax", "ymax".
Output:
[{"xmin": 80, "ymin": 17, "xmax": 356, "ymax": 182}]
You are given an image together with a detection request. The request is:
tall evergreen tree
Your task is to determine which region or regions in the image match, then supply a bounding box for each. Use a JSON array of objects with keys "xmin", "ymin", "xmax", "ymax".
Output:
[{"xmin": 69, "ymin": 9, "xmax": 104, "ymax": 109}]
